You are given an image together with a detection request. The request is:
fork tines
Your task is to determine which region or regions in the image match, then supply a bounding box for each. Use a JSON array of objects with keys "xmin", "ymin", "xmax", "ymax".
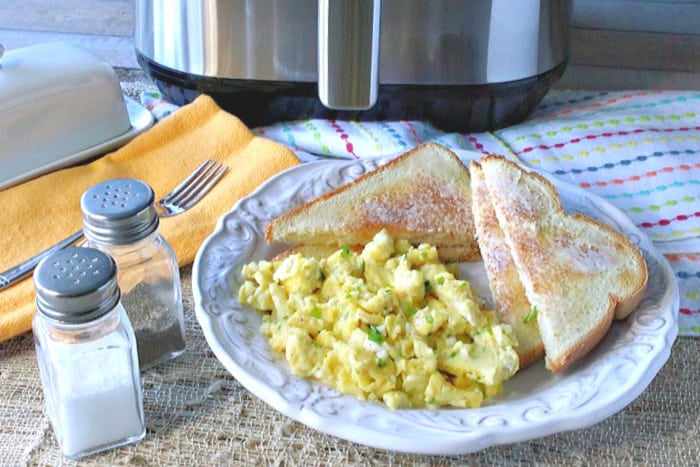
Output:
[{"xmin": 161, "ymin": 160, "xmax": 229, "ymax": 209}]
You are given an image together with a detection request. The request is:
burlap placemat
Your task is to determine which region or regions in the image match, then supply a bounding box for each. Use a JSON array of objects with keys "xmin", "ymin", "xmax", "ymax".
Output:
[
  {"xmin": 0, "ymin": 264, "xmax": 697, "ymax": 466},
  {"xmin": 2, "ymin": 81, "xmax": 698, "ymax": 466}
]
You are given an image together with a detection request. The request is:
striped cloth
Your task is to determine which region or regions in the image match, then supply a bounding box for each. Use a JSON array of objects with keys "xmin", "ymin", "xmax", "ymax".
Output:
[{"xmin": 145, "ymin": 89, "xmax": 700, "ymax": 335}]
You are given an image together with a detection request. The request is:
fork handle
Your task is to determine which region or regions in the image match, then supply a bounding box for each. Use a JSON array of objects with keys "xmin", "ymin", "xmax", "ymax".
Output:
[{"xmin": 0, "ymin": 229, "xmax": 85, "ymax": 291}]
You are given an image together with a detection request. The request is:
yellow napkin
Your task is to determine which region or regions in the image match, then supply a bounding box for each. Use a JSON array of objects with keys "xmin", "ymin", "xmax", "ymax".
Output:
[{"xmin": 0, "ymin": 94, "xmax": 300, "ymax": 342}]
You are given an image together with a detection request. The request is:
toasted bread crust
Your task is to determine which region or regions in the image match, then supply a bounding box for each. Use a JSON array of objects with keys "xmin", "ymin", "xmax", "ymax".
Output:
[
  {"xmin": 479, "ymin": 155, "xmax": 648, "ymax": 372},
  {"xmin": 545, "ymin": 305, "xmax": 614, "ymax": 372},
  {"xmin": 469, "ymin": 161, "xmax": 544, "ymax": 368},
  {"xmin": 265, "ymin": 143, "xmax": 481, "ymax": 262}
]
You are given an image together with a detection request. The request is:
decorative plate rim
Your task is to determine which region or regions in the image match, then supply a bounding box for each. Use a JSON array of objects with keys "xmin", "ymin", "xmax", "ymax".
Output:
[{"xmin": 192, "ymin": 150, "xmax": 679, "ymax": 455}]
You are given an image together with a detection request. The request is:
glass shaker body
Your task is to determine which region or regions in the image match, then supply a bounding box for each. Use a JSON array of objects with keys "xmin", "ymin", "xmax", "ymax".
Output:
[
  {"xmin": 32, "ymin": 247, "xmax": 145, "ymax": 459},
  {"xmin": 86, "ymin": 230, "xmax": 186, "ymax": 369},
  {"xmin": 81, "ymin": 178, "xmax": 186, "ymax": 370}
]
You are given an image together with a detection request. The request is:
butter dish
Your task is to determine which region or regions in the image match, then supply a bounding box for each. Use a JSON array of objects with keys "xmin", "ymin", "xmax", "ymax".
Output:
[{"xmin": 0, "ymin": 42, "xmax": 154, "ymax": 190}]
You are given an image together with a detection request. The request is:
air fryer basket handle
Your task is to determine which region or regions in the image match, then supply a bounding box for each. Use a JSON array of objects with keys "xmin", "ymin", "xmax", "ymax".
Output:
[{"xmin": 318, "ymin": 0, "xmax": 380, "ymax": 110}]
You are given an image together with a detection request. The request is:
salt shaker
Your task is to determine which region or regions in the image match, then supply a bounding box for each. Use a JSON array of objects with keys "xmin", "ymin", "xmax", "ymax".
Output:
[
  {"xmin": 33, "ymin": 247, "xmax": 145, "ymax": 460},
  {"xmin": 80, "ymin": 178, "xmax": 186, "ymax": 369}
]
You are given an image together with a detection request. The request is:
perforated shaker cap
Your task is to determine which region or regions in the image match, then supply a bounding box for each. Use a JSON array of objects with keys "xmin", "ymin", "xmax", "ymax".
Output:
[
  {"xmin": 81, "ymin": 178, "xmax": 159, "ymax": 244},
  {"xmin": 34, "ymin": 247, "xmax": 120, "ymax": 323}
]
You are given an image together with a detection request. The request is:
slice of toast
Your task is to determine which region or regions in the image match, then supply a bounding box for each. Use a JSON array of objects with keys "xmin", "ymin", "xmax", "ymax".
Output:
[
  {"xmin": 469, "ymin": 161, "xmax": 544, "ymax": 368},
  {"xmin": 265, "ymin": 143, "xmax": 480, "ymax": 262},
  {"xmin": 479, "ymin": 155, "xmax": 648, "ymax": 372}
]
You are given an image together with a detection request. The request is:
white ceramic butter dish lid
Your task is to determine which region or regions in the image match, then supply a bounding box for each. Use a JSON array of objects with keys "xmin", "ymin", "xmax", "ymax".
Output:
[{"xmin": 0, "ymin": 42, "xmax": 154, "ymax": 191}]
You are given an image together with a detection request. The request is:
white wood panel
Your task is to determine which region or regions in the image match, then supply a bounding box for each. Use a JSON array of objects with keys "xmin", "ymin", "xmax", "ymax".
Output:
[
  {"xmin": 0, "ymin": 29, "xmax": 139, "ymax": 69},
  {"xmin": 572, "ymin": 0, "xmax": 700, "ymax": 34},
  {"xmin": 570, "ymin": 28, "xmax": 700, "ymax": 73},
  {"xmin": 557, "ymin": 64, "xmax": 700, "ymax": 90}
]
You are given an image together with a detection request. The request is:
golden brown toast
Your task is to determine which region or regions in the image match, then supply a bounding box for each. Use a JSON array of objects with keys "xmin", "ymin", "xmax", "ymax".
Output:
[
  {"xmin": 479, "ymin": 155, "xmax": 648, "ymax": 372},
  {"xmin": 469, "ymin": 161, "xmax": 544, "ymax": 369},
  {"xmin": 265, "ymin": 143, "xmax": 480, "ymax": 262}
]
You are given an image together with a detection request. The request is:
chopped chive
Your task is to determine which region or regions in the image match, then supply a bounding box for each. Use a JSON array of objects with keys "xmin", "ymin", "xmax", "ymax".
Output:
[
  {"xmin": 341, "ymin": 245, "xmax": 351, "ymax": 257},
  {"xmin": 366, "ymin": 325, "xmax": 385, "ymax": 344},
  {"xmin": 404, "ymin": 301, "xmax": 417, "ymax": 316},
  {"xmin": 449, "ymin": 351, "xmax": 457, "ymax": 359},
  {"xmin": 425, "ymin": 313, "xmax": 434, "ymax": 324},
  {"xmin": 523, "ymin": 305, "xmax": 538, "ymax": 324},
  {"xmin": 437, "ymin": 276, "xmax": 445, "ymax": 285},
  {"xmin": 311, "ymin": 306, "xmax": 322, "ymax": 319},
  {"xmin": 377, "ymin": 358, "xmax": 386, "ymax": 368}
]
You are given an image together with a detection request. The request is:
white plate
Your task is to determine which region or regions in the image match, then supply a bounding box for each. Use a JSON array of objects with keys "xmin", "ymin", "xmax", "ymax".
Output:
[
  {"xmin": 0, "ymin": 96, "xmax": 154, "ymax": 190},
  {"xmin": 192, "ymin": 151, "xmax": 679, "ymax": 455}
]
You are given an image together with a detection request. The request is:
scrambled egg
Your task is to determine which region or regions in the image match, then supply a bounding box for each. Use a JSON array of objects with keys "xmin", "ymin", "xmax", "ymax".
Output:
[{"xmin": 238, "ymin": 230, "xmax": 519, "ymax": 409}]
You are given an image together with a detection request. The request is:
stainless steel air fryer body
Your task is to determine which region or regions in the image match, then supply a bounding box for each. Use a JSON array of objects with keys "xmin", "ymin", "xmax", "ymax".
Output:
[{"xmin": 135, "ymin": 0, "xmax": 571, "ymax": 131}]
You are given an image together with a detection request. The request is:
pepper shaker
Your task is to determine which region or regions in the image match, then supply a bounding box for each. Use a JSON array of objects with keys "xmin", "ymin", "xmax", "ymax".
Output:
[
  {"xmin": 80, "ymin": 178, "xmax": 186, "ymax": 369},
  {"xmin": 33, "ymin": 247, "xmax": 145, "ymax": 459}
]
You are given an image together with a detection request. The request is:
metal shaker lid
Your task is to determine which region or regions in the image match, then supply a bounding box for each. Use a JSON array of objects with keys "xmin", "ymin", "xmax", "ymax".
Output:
[
  {"xmin": 34, "ymin": 247, "xmax": 120, "ymax": 323},
  {"xmin": 81, "ymin": 178, "xmax": 159, "ymax": 244}
]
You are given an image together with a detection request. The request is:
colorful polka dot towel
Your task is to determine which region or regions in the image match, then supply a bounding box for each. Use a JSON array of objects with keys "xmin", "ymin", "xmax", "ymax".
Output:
[
  {"xmin": 494, "ymin": 90, "xmax": 700, "ymax": 253},
  {"xmin": 144, "ymin": 89, "xmax": 700, "ymax": 335}
]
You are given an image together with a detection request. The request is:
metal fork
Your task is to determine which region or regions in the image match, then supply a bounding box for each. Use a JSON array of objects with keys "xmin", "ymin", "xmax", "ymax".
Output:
[{"xmin": 0, "ymin": 159, "xmax": 228, "ymax": 290}]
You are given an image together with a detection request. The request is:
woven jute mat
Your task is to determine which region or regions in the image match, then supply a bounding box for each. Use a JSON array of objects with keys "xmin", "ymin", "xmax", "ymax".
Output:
[
  {"xmin": 1, "ymin": 265, "xmax": 698, "ymax": 466},
  {"xmin": 2, "ymin": 81, "xmax": 699, "ymax": 465}
]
